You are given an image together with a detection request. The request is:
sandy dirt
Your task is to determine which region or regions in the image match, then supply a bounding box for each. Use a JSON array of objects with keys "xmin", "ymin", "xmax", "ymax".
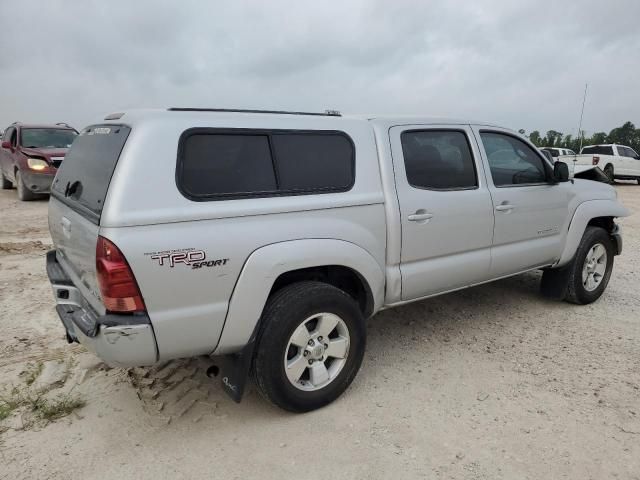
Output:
[{"xmin": 0, "ymin": 184, "xmax": 639, "ymax": 480}]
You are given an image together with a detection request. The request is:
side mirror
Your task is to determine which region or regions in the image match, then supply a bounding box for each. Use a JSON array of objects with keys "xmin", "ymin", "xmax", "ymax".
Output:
[
  {"xmin": 553, "ymin": 161, "xmax": 569, "ymax": 183},
  {"xmin": 1, "ymin": 141, "xmax": 11, "ymax": 149}
]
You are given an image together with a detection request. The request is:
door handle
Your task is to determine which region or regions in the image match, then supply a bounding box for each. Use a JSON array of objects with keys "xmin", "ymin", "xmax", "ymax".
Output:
[
  {"xmin": 408, "ymin": 211, "xmax": 434, "ymax": 222},
  {"xmin": 495, "ymin": 203, "xmax": 515, "ymax": 212}
]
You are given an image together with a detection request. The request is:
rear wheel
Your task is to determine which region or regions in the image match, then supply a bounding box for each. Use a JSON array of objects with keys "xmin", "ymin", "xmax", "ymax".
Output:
[
  {"xmin": 603, "ymin": 164, "xmax": 614, "ymax": 183},
  {"xmin": 1, "ymin": 172, "xmax": 12, "ymax": 189},
  {"xmin": 16, "ymin": 171, "xmax": 36, "ymax": 201},
  {"xmin": 252, "ymin": 281, "xmax": 366, "ymax": 412},
  {"xmin": 637, "ymin": 178, "xmax": 640, "ymax": 185}
]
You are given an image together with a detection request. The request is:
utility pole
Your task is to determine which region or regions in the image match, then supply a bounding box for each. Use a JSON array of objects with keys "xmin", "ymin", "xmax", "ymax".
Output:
[{"xmin": 578, "ymin": 83, "xmax": 588, "ymax": 152}]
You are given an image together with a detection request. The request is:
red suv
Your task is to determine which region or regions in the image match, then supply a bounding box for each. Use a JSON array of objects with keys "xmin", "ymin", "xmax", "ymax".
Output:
[{"xmin": 1, "ymin": 122, "xmax": 78, "ymax": 200}]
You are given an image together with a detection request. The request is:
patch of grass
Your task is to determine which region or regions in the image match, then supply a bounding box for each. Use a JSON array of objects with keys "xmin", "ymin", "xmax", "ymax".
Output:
[
  {"xmin": 0, "ymin": 387, "xmax": 23, "ymax": 421},
  {"xmin": 23, "ymin": 362, "xmax": 43, "ymax": 386},
  {"xmin": 0, "ymin": 403, "xmax": 14, "ymax": 421},
  {"xmin": 0, "ymin": 386, "xmax": 85, "ymax": 425},
  {"xmin": 28, "ymin": 394, "xmax": 86, "ymax": 422}
]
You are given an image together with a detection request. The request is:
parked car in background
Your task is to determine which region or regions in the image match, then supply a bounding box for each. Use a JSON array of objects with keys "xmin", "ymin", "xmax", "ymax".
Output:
[
  {"xmin": 46, "ymin": 108, "xmax": 628, "ymax": 412},
  {"xmin": 0, "ymin": 122, "xmax": 78, "ymax": 200},
  {"xmin": 540, "ymin": 148, "xmax": 554, "ymax": 163},
  {"xmin": 539, "ymin": 148, "xmax": 609, "ymax": 183},
  {"xmin": 540, "ymin": 147, "xmax": 576, "ymax": 160},
  {"xmin": 557, "ymin": 144, "xmax": 640, "ymax": 184}
]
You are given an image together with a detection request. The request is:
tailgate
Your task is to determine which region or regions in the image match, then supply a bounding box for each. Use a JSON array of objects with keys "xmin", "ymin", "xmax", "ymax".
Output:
[
  {"xmin": 48, "ymin": 196, "xmax": 104, "ymax": 314},
  {"xmin": 47, "ymin": 124, "xmax": 131, "ymax": 315}
]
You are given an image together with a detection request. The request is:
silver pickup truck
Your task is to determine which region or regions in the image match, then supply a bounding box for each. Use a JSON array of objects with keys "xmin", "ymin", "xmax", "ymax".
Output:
[{"xmin": 46, "ymin": 108, "xmax": 629, "ymax": 412}]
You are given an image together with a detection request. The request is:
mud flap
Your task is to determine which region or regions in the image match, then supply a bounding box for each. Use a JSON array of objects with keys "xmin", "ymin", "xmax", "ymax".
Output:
[
  {"xmin": 214, "ymin": 329, "xmax": 259, "ymax": 403},
  {"xmin": 540, "ymin": 262, "xmax": 572, "ymax": 300}
]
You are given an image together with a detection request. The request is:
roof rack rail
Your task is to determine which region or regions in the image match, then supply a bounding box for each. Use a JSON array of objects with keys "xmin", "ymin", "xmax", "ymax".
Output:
[
  {"xmin": 168, "ymin": 107, "xmax": 342, "ymax": 117},
  {"xmin": 55, "ymin": 122, "xmax": 72, "ymax": 128}
]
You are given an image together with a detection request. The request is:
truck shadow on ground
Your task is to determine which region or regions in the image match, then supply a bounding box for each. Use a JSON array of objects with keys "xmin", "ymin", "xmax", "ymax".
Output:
[{"xmin": 126, "ymin": 269, "xmax": 551, "ymax": 423}]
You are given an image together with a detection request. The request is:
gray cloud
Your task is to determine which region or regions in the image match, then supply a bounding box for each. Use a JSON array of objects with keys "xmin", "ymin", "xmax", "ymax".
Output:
[{"xmin": 1, "ymin": 0, "xmax": 639, "ymax": 137}]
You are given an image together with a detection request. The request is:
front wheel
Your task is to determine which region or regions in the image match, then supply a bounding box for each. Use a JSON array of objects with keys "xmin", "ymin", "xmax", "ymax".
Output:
[
  {"xmin": 252, "ymin": 281, "xmax": 366, "ymax": 412},
  {"xmin": 1, "ymin": 171, "xmax": 12, "ymax": 189},
  {"xmin": 16, "ymin": 171, "xmax": 36, "ymax": 201},
  {"xmin": 565, "ymin": 226, "xmax": 614, "ymax": 304}
]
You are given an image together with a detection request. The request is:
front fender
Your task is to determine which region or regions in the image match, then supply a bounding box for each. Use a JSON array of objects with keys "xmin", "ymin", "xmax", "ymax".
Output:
[
  {"xmin": 213, "ymin": 239, "xmax": 385, "ymax": 355},
  {"xmin": 556, "ymin": 199, "xmax": 630, "ymax": 267}
]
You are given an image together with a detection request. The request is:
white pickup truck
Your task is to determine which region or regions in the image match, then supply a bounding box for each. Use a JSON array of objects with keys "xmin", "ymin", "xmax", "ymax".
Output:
[{"xmin": 559, "ymin": 144, "xmax": 640, "ymax": 184}]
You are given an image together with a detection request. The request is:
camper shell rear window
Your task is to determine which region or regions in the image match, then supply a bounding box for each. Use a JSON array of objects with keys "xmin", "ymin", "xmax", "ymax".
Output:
[{"xmin": 51, "ymin": 124, "xmax": 130, "ymax": 223}]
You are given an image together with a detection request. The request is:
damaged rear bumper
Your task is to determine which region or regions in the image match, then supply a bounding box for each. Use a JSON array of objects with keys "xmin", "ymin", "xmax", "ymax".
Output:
[{"xmin": 46, "ymin": 250, "xmax": 158, "ymax": 367}]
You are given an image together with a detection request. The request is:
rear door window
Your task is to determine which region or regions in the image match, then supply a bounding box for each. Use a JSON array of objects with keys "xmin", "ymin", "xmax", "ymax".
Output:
[
  {"xmin": 400, "ymin": 130, "xmax": 477, "ymax": 189},
  {"xmin": 177, "ymin": 129, "xmax": 355, "ymax": 200},
  {"xmin": 620, "ymin": 146, "xmax": 638, "ymax": 158},
  {"xmin": 51, "ymin": 125, "xmax": 131, "ymax": 223},
  {"xmin": 3, "ymin": 127, "xmax": 14, "ymax": 142}
]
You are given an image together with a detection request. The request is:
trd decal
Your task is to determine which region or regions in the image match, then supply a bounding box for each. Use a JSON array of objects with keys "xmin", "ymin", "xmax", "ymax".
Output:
[{"xmin": 145, "ymin": 248, "xmax": 228, "ymax": 270}]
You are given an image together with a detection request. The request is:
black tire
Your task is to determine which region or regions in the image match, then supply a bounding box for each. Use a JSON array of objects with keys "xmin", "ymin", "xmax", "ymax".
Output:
[
  {"xmin": 252, "ymin": 281, "xmax": 366, "ymax": 413},
  {"xmin": 1, "ymin": 171, "xmax": 12, "ymax": 189},
  {"xmin": 16, "ymin": 171, "xmax": 36, "ymax": 201},
  {"xmin": 563, "ymin": 226, "xmax": 614, "ymax": 305},
  {"xmin": 603, "ymin": 164, "xmax": 614, "ymax": 183},
  {"xmin": 637, "ymin": 178, "xmax": 640, "ymax": 185}
]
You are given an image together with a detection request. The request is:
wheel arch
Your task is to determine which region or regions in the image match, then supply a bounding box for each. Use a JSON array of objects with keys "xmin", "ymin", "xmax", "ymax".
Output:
[
  {"xmin": 213, "ymin": 239, "xmax": 385, "ymax": 355},
  {"xmin": 556, "ymin": 200, "xmax": 630, "ymax": 267}
]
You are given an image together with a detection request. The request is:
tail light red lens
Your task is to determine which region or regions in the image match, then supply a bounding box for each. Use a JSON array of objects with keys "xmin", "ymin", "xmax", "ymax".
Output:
[
  {"xmin": 96, "ymin": 236, "xmax": 146, "ymax": 313},
  {"xmin": 592, "ymin": 156, "xmax": 600, "ymax": 165}
]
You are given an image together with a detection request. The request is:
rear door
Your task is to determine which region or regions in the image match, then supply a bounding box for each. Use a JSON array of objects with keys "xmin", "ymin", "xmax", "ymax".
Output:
[
  {"xmin": 611, "ymin": 146, "xmax": 628, "ymax": 175},
  {"xmin": 390, "ymin": 125, "xmax": 494, "ymax": 300},
  {"xmin": 0, "ymin": 127, "xmax": 17, "ymax": 180},
  {"xmin": 618, "ymin": 146, "xmax": 640, "ymax": 176},
  {"xmin": 472, "ymin": 127, "xmax": 571, "ymax": 277},
  {"xmin": 48, "ymin": 124, "xmax": 131, "ymax": 314},
  {"xmin": 626, "ymin": 147, "xmax": 640, "ymax": 176},
  {"xmin": 0, "ymin": 127, "xmax": 12, "ymax": 177}
]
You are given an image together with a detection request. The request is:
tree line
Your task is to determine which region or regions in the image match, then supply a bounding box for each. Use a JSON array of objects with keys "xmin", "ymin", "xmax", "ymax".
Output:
[{"xmin": 518, "ymin": 121, "xmax": 640, "ymax": 153}]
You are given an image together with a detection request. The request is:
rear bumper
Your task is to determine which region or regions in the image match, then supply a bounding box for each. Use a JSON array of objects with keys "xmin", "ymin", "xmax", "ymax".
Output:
[
  {"xmin": 46, "ymin": 250, "xmax": 158, "ymax": 367},
  {"xmin": 21, "ymin": 170, "xmax": 55, "ymax": 194}
]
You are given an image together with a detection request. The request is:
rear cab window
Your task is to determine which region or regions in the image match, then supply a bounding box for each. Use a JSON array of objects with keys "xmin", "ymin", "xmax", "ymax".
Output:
[
  {"xmin": 51, "ymin": 125, "xmax": 131, "ymax": 223},
  {"xmin": 582, "ymin": 146, "xmax": 614, "ymax": 156},
  {"xmin": 177, "ymin": 129, "xmax": 355, "ymax": 200}
]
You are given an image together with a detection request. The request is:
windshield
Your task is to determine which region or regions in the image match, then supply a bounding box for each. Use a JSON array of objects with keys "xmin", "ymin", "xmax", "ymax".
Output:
[{"xmin": 21, "ymin": 128, "xmax": 77, "ymax": 149}]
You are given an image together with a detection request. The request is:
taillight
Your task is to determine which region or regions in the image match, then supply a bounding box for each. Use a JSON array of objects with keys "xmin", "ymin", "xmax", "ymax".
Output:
[
  {"xmin": 592, "ymin": 156, "xmax": 600, "ymax": 165},
  {"xmin": 96, "ymin": 236, "xmax": 146, "ymax": 313}
]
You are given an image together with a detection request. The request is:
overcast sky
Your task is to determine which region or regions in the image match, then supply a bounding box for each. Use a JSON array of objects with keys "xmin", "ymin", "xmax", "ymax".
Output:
[{"xmin": 1, "ymin": 0, "xmax": 638, "ymax": 136}]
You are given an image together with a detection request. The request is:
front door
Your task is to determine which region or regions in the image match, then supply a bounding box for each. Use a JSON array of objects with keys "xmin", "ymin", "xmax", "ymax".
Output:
[
  {"xmin": 390, "ymin": 125, "xmax": 495, "ymax": 301},
  {"xmin": 472, "ymin": 127, "xmax": 571, "ymax": 277}
]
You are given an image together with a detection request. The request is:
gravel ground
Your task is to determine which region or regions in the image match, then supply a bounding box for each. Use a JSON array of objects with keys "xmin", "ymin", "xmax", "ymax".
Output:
[{"xmin": 0, "ymin": 183, "xmax": 638, "ymax": 480}]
